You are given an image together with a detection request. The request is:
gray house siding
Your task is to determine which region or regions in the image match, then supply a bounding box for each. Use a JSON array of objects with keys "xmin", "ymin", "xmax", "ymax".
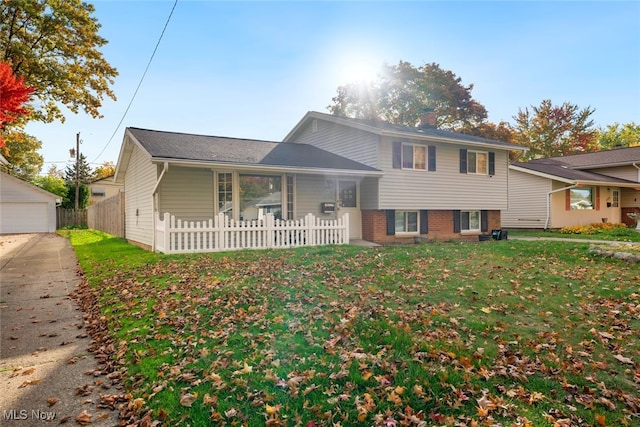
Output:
[
  {"xmin": 590, "ymin": 165, "xmax": 639, "ymax": 182},
  {"xmin": 158, "ymin": 167, "xmax": 214, "ymax": 221},
  {"xmin": 124, "ymin": 145, "xmax": 157, "ymax": 247},
  {"xmin": 377, "ymin": 137, "xmax": 509, "ymax": 210},
  {"xmin": 503, "ymin": 169, "xmax": 551, "ymax": 229},
  {"xmin": 291, "ymin": 120, "xmax": 379, "ymax": 168}
]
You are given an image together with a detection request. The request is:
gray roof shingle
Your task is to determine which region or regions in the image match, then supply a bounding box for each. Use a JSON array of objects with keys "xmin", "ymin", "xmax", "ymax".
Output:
[{"xmin": 127, "ymin": 127, "xmax": 380, "ymax": 173}]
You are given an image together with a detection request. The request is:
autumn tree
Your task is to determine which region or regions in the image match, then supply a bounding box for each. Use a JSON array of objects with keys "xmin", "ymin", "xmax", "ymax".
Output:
[
  {"xmin": 0, "ymin": 0, "xmax": 118, "ymax": 124},
  {"xmin": 92, "ymin": 161, "xmax": 116, "ymax": 180},
  {"xmin": 328, "ymin": 61, "xmax": 489, "ymax": 132},
  {"xmin": 596, "ymin": 122, "xmax": 640, "ymax": 150},
  {"xmin": 0, "ymin": 61, "xmax": 33, "ymax": 148},
  {"xmin": 512, "ymin": 100, "xmax": 598, "ymax": 161},
  {"xmin": 1, "ymin": 131, "xmax": 43, "ymax": 180}
]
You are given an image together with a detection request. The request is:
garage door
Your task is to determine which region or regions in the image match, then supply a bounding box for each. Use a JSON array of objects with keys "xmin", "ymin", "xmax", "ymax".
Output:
[{"xmin": 0, "ymin": 202, "xmax": 49, "ymax": 233}]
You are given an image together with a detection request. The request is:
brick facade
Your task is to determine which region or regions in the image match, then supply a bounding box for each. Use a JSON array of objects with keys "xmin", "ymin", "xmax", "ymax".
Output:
[{"xmin": 361, "ymin": 209, "xmax": 502, "ymax": 245}]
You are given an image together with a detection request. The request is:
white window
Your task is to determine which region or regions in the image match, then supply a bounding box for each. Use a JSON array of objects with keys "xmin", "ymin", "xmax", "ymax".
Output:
[
  {"xmin": 612, "ymin": 190, "xmax": 619, "ymax": 208},
  {"xmin": 461, "ymin": 210, "xmax": 480, "ymax": 232},
  {"xmin": 467, "ymin": 151, "xmax": 488, "ymax": 175},
  {"xmin": 402, "ymin": 144, "xmax": 426, "ymax": 170},
  {"xmin": 395, "ymin": 211, "xmax": 418, "ymax": 233}
]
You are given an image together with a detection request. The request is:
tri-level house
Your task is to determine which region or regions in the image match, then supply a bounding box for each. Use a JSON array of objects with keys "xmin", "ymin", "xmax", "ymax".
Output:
[
  {"xmin": 114, "ymin": 111, "xmax": 525, "ymax": 252},
  {"xmin": 503, "ymin": 146, "xmax": 640, "ymax": 229}
]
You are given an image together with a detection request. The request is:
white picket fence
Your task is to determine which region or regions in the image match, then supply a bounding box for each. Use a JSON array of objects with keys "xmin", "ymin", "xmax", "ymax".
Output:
[{"xmin": 154, "ymin": 212, "xmax": 349, "ymax": 254}]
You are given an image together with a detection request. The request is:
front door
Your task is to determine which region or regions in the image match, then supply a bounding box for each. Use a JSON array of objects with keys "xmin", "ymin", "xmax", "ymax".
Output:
[{"xmin": 338, "ymin": 180, "xmax": 361, "ymax": 239}]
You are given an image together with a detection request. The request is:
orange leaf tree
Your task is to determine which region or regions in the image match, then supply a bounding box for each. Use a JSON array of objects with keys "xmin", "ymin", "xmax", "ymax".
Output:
[{"xmin": 0, "ymin": 61, "xmax": 33, "ymax": 148}]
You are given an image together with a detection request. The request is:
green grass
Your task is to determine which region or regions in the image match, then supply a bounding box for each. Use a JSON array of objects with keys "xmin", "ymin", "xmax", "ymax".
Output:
[{"xmin": 62, "ymin": 230, "xmax": 640, "ymax": 426}]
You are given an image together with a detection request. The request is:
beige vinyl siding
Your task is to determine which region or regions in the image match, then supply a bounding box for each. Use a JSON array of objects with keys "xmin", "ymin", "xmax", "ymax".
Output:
[
  {"xmin": 158, "ymin": 167, "xmax": 214, "ymax": 221},
  {"xmin": 294, "ymin": 175, "xmax": 336, "ymax": 218},
  {"xmin": 503, "ymin": 169, "xmax": 551, "ymax": 228},
  {"xmin": 360, "ymin": 176, "xmax": 379, "ymax": 210},
  {"xmin": 588, "ymin": 165, "xmax": 639, "ymax": 182},
  {"xmin": 622, "ymin": 188, "xmax": 640, "ymax": 208},
  {"xmin": 123, "ymin": 145, "xmax": 157, "ymax": 247},
  {"xmin": 291, "ymin": 120, "xmax": 379, "ymax": 168},
  {"xmin": 378, "ymin": 138, "xmax": 509, "ymax": 210}
]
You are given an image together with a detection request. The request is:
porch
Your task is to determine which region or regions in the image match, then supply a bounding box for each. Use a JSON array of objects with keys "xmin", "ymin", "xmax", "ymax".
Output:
[{"xmin": 154, "ymin": 212, "xmax": 350, "ymax": 254}]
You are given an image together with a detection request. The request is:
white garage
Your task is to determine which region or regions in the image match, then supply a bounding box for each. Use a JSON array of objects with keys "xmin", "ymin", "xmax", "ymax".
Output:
[{"xmin": 0, "ymin": 171, "xmax": 61, "ymax": 234}]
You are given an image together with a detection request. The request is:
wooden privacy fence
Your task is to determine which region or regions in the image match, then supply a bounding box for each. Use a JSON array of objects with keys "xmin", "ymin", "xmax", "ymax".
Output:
[
  {"xmin": 155, "ymin": 212, "xmax": 349, "ymax": 254},
  {"xmin": 57, "ymin": 208, "xmax": 87, "ymax": 228},
  {"xmin": 88, "ymin": 192, "xmax": 125, "ymax": 238}
]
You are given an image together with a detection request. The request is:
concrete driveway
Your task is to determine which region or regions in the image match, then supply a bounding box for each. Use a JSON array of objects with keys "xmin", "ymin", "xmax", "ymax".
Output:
[{"xmin": 0, "ymin": 233, "xmax": 119, "ymax": 426}]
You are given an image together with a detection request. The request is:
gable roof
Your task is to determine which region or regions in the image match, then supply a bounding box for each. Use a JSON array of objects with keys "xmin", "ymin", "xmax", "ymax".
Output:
[
  {"xmin": 284, "ymin": 111, "xmax": 527, "ymax": 151},
  {"xmin": 532, "ymin": 146, "xmax": 640, "ymax": 169},
  {"xmin": 0, "ymin": 171, "xmax": 62, "ymax": 203},
  {"xmin": 116, "ymin": 127, "xmax": 381, "ymax": 181},
  {"xmin": 511, "ymin": 151, "xmax": 640, "ymax": 188}
]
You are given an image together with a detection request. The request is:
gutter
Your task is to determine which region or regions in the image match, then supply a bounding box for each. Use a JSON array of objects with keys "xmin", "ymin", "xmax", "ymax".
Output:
[
  {"xmin": 634, "ymin": 162, "xmax": 640, "ymax": 181},
  {"xmin": 546, "ymin": 184, "xmax": 578, "ymax": 230}
]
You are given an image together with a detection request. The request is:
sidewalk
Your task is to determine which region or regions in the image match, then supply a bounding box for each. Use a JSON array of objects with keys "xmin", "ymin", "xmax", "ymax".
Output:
[{"xmin": 0, "ymin": 233, "xmax": 119, "ymax": 426}]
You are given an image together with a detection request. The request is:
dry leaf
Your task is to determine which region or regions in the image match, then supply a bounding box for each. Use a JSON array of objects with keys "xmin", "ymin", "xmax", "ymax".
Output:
[
  {"xmin": 47, "ymin": 397, "xmax": 59, "ymax": 407},
  {"xmin": 613, "ymin": 354, "xmax": 633, "ymax": 365},
  {"xmin": 76, "ymin": 410, "xmax": 92, "ymax": 426},
  {"xmin": 180, "ymin": 392, "xmax": 197, "ymax": 407}
]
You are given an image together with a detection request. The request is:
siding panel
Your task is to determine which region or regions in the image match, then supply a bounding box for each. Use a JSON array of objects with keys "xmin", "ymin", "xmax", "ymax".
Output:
[
  {"xmin": 502, "ymin": 169, "xmax": 551, "ymax": 228},
  {"xmin": 124, "ymin": 144, "xmax": 157, "ymax": 247},
  {"xmin": 291, "ymin": 121, "xmax": 379, "ymax": 168},
  {"xmin": 158, "ymin": 167, "xmax": 214, "ymax": 221},
  {"xmin": 377, "ymin": 138, "xmax": 509, "ymax": 210}
]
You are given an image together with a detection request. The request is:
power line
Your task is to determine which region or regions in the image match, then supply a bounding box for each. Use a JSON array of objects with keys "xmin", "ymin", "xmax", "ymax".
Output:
[{"xmin": 91, "ymin": 0, "xmax": 178, "ymax": 164}]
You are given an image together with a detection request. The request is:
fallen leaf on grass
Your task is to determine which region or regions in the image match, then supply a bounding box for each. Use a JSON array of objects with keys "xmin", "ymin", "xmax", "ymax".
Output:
[
  {"xmin": 180, "ymin": 392, "xmax": 198, "ymax": 407},
  {"xmin": 613, "ymin": 354, "xmax": 633, "ymax": 365},
  {"xmin": 232, "ymin": 362, "xmax": 252, "ymax": 376}
]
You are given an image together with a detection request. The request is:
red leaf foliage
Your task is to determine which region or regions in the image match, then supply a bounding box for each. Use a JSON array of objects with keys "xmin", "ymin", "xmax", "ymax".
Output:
[{"xmin": 0, "ymin": 62, "xmax": 34, "ymax": 147}]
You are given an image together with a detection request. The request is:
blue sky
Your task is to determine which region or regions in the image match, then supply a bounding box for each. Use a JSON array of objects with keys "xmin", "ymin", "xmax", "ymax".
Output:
[{"xmin": 26, "ymin": 0, "xmax": 640, "ymax": 172}]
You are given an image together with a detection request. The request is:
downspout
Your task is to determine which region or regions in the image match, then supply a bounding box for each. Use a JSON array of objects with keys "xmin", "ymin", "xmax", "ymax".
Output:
[
  {"xmin": 545, "ymin": 184, "xmax": 578, "ymax": 230},
  {"xmin": 151, "ymin": 162, "xmax": 169, "ymax": 252},
  {"xmin": 633, "ymin": 162, "xmax": 640, "ymax": 180}
]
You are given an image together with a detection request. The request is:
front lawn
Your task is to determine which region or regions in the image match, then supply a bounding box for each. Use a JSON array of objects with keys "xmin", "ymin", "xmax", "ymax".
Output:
[{"xmin": 63, "ymin": 230, "xmax": 639, "ymax": 426}]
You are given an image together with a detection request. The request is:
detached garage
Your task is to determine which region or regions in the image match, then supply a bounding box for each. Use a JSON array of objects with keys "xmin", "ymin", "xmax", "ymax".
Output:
[{"xmin": 0, "ymin": 171, "xmax": 61, "ymax": 234}]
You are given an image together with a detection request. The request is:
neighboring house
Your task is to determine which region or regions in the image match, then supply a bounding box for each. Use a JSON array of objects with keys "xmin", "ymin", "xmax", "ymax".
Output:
[
  {"xmin": 114, "ymin": 111, "xmax": 525, "ymax": 250},
  {"xmin": 88, "ymin": 175, "xmax": 123, "ymax": 205},
  {"xmin": 0, "ymin": 170, "xmax": 61, "ymax": 234},
  {"xmin": 503, "ymin": 147, "xmax": 640, "ymax": 229}
]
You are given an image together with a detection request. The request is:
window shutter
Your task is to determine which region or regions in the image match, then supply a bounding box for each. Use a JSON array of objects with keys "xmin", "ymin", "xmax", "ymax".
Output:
[
  {"xmin": 459, "ymin": 149, "xmax": 467, "ymax": 173},
  {"xmin": 488, "ymin": 152, "xmax": 495, "ymax": 176},
  {"xmin": 595, "ymin": 187, "xmax": 600, "ymax": 211},
  {"xmin": 481, "ymin": 210, "xmax": 489, "ymax": 232},
  {"xmin": 566, "ymin": 189, "xmax": 571, "ymax": 211},
  {"xmin": 420, "ymin": 210, "xmax": 429, "ymax": 234},
  {"xmin": 453, "ymin": 210, "xmax": 461, "ymax": 232},
  {"xmin": 392, "ymin": 142, "xmax": 402, "ymax": 169},
  {"xmin": 386, "ymin": 210, "xmax": 396, "ymax": 235},
  {"xmin": 428, "ymin": 146, "xmax": 436, "ymax": 171}
]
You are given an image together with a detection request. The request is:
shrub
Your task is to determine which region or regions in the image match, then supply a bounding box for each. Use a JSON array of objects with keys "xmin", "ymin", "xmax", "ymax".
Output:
[{"xmin": 559, "ymin": 223, "xmax": 628, "ymax": 235}]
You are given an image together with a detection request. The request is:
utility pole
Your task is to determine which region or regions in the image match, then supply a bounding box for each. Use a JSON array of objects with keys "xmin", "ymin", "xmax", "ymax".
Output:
[{"xmin": 75, "ymin": 132, "xmax": 80, "ymax": 211}]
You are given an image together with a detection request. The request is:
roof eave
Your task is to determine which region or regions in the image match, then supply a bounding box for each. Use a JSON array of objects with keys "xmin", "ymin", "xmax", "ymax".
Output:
[
  {"xmin": 150, "ymin": 158, "xmax": 384, "ymax": 177},
  {"xmin": 509, "ymin": 165, "xmax": 576, "ymax": 184}
]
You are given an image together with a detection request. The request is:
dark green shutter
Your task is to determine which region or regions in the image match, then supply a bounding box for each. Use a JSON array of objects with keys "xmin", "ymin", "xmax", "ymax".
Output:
[
  {"xmin": 392, "ymin": 142, "xmax": 402, "ymax": 169},
  {"xmin": 420, "ymin": 210, "xmax": 429, "ymax": 234},
  {"xmin": 386, "ymin": 210, "xmax": 396, "ymax": 235},
  {"xmin": 453, "ymin": 210, "xmax": 461, "ymax": 232},
  {"xmin": 488, "ymin": 152, "xmax": 495, "ymax": 176},
  {"xmin": 459, "ymin": 149, "xmax": 467, "ymax": 173},
  {"xmin": 428, "ymin": 146, "xmax": 436, "ymax": 171},
  {"xmin": 481, "ymin": 210, "xmax": 489, "ymax": 232}
]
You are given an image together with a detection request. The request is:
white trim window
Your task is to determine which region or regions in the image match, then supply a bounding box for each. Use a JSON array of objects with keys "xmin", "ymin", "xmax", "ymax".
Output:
[
  {"xmin": 402, "ymin": 144, "xmax": 426, "ymax": 170},
  {"xmin": 467, "ymin": 151, "xmax": 488, "ymax": 175},
  {"xmin": 461, "ymin": 210, "xmax": 481, "ymax": 232},
  {"xmin": 395, "ymin": 211, "xmax": 418, "ymax": 233}
]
